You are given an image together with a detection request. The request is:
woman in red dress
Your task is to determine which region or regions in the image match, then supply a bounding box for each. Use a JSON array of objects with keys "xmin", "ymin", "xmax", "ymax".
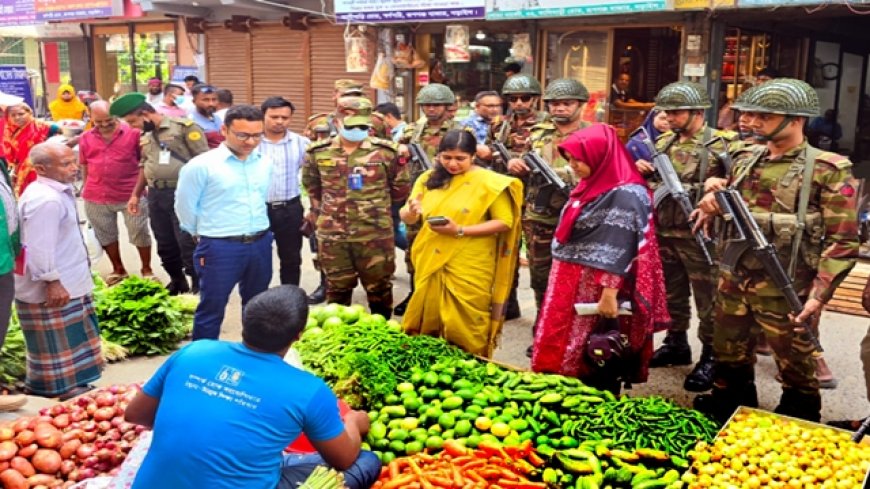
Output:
[
  {"xmin": 3, "ymin": 103, "xmax": 58, "ymax": 196},
  {"xmin": 531, "ymin": 124, "xmax": 670, "ymax": 393}
]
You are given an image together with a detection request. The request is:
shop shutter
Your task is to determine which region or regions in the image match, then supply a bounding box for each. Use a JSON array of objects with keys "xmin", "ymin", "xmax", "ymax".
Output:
[
  {"xmin": 309, "ymin": 24, "xmax": 374, "ymax": 119},
  {"xmin": 205, "ymin": 28, "xmax": 251, "ymax": 104},
  {"xmin": 251, "ymin": 25, "xmax": 307, "ymax": 134}
]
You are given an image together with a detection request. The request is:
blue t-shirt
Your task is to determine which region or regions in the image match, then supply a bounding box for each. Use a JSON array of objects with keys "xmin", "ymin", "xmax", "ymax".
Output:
[{"xmin": 132, "ymin": 341, "xmax": 344, "ymax": 489}]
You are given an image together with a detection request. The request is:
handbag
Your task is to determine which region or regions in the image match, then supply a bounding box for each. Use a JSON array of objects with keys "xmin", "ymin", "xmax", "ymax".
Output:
[{"xmin": 584, "ymin": 317, "xmax": 630, "ymax": 370}]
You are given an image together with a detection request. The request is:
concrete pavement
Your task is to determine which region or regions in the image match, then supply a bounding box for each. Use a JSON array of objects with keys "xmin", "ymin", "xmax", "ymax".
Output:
[{"xmin": 8, "ymin": 219, "xmax": 870, "ymax": 426}]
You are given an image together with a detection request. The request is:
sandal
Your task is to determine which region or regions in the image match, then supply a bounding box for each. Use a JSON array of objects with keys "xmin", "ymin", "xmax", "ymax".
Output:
[
  {"xmin": 105, "ymin": 272, "xmax": 128, "ymax": 286},
  {"xmin": 57, "ymin": 384, "xmax": 97, "ymax": 401}
]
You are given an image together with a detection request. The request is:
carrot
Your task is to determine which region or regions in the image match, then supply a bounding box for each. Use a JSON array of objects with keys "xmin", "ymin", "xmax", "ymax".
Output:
[
  {"xmin": 381, "ymin": 474, "xmax": 417, "ymax": 489},
  {"xmin": 452, "ymin": 464, "xmax": 465, "ymax": 486},
  {"xmin": 498, "ymin": 482, "xmax": 548, "ymax": 489},
  {"xmin": 451, "ymin": 456, "xmax": 474, "ymax": 466},
  {"xmin": 388, "ymin": 460, "xmax": 401, "ymax": 479},
  {"xmin": 461, "ymin": 459, "xmax": 487, "ymax": 471},
  {"xmin": 443, "ymin": 439, "xmax": 469, "ymax": 457},
  {"xmin": 527, "ymin": 451, "xmax": 545, "ymax": 468},
  {"xmin": 428, "ymin": 476, "xmax": 454, "ymax": 488},
  {"xmin": 464, "ymin": 470, "xmax": 487, "ymax": 483}
]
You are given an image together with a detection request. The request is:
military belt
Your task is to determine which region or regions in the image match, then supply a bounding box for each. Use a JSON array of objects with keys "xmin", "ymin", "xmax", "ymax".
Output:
[{"xmin": 149, "ymin": 179, "xmax": 177, "ymax": 189}]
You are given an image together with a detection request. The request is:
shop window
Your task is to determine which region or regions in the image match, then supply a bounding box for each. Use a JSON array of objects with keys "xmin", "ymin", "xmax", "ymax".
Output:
[
  {"xmin": 92, "ymin": 23, "xmax": 176, "ymax": 99},
  {"xmin": 58, "ymin": 42, "xmax": 70, "ymax": 74},
  {"xmin": 134, "ymin": 32, "xmax": 175, "ymax": 84},
  {"xmin": 427, "ymin": 32, "xmax": 513, "ymax": 106},
  {"xmin": 545, "ymin": 30, "xmax": 609, "ymax": 125},
  {"xmin": 0, "ymin": 38, "xmax": 26, "ymax": 65}
]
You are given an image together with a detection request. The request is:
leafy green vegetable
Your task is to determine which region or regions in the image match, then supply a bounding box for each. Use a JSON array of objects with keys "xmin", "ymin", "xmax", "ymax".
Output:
[
  {"xmin": 96, "ymin": 276, "xmax": 189, "ymax": 355},
  {"xmin": 0, "ymin": 312, "xmax": 25, "ymax": 385}
]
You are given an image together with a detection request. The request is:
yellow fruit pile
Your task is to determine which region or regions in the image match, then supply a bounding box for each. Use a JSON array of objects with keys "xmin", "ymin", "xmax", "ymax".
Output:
[{"xmin": 682, "ymin": 411, "xmax": 870, "ymax": 488}]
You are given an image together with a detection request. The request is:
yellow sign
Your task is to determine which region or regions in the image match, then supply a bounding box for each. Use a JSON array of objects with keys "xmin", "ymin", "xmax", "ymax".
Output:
[{"xmin": 674, "ymin": 0, "xmax": 709, "ymax": 9}]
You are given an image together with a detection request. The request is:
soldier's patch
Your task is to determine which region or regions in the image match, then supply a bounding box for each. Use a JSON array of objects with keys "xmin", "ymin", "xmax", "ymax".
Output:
[
  {"xmin": 318, "ymin": 159, "xmax": 336, "ymax": 167},
  {"xmin": 841, "ymin": 183, "xmax": 855, "ymax": 197},
  {"xmin": 188, "ymin": 131, "xmax": 202, "ymax": 141}
]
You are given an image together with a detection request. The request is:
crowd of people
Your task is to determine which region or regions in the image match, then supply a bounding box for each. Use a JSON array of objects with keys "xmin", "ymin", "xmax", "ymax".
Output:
[{"xmin": 0, "ymin": 64, "xmax": 865, "ymax": 486}]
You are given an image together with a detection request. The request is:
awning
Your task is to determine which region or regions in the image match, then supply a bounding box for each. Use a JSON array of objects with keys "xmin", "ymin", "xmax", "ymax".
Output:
[{"xmin": 132, "ymin": 0, "xmax": 333, "ymax": 20}]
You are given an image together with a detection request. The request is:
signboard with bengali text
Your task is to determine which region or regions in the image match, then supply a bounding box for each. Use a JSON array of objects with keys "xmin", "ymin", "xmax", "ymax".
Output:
[
  {"xmin": 335, "ymin": 0, "xmax": 485, "ymax": 23},
  {"xmin": 0, "ymin": 65, "xmax": 34, "ymax": 110},
  {"xmin": 34, "ymin": 0, "xmax": 121, "ymax": 21},
  {"xmin": 0, "ymin": 0, "xmax": 35, "ymax": 26},
  {"xmin": 486, "ymin": 0, "xmax": 666, "ymax": 19}
]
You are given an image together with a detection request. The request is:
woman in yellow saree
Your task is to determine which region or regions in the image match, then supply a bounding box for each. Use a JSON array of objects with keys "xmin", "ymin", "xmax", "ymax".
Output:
[{"xmin": 400, "ymin": 130, "xmax": 523, "ymax": 357}]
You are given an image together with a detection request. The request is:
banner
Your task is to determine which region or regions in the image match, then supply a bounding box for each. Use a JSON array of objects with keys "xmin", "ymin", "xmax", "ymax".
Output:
[
  {"xmin": 0, "ymin": 65, "xmax": 34, "ymax": 110},
  {"xmin": 445, "ymin": 25, "xmax": 470, "ymax": 63},
  {"xmin": 335, "ymin": 0, "xmax": 485, "ymax": 23},
  {"xmin": 0, "ymin": 0, "xmax": 35, "ymax": 26},
  {"xmin": 34, "ymin": 0, "xmax": 121, "ymax": 21},
  {"xmin": 486, "ymin": 0, "xmax": 665, "ymax": 19}
]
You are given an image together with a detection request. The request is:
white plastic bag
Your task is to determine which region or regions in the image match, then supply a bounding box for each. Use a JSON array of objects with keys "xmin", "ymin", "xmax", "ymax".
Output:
[{"xmin": 85, "ymin": 222, "xmax": 104, "ymax": 264}]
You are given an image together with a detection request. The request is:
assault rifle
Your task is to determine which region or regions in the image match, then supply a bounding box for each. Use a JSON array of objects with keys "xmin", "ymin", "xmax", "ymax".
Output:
[
  {"xmin": 703, "ymin": 136, "xmax": 735, "ymax": 174},
  {"xmin": 632, "ymin": 127, "xmax": 714, "ymax": 266},
  {"xmin": 715, "ymin": 188, "xmax": 824, "ymax": 352},
  {"xmin": 523, "ymin": 150, "xmax": 571, "ymax": 212},
  {"xmin": 407, "ymin": 143, "xmax": 433, "ymax": 176}
]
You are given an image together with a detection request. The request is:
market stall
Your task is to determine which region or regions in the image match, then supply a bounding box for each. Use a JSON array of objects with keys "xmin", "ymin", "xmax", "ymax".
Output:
[{"xmin": 0, "ymin": 302, "xmax": 866, "ymax": 488}]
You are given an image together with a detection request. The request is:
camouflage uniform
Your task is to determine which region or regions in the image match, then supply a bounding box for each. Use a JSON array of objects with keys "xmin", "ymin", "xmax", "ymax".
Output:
[
  {"xmin": 302, "ymin": 136, "xmax": 411, "ymax": 316},
  {"xmin": 652, "ymin": 127, "xmax": 732, "ymax": 346},
  {"xmin": 489, "ymin": 111, "xmax": 550, "ymax": 172},
  {"xmin": 696, "ymin": 78, "xmax": 859, "ymax": 423}
]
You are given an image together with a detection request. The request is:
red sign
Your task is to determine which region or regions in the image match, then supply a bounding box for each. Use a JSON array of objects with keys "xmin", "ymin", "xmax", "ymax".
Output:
[{"xmin": 417, "ymin": 72, "xmax": 430, "ymax": 86}]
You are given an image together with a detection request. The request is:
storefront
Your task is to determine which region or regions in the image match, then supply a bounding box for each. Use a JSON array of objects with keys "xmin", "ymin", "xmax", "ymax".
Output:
[{"xmin": 707, "ymin": 3, "xmax": 870, "ymax": 164}]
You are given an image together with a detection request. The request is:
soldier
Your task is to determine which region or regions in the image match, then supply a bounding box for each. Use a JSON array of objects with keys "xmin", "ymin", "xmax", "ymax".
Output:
[
  {"xmin": 637, "ymin": 82, "xmax": 735, "ymax": 392},
  {"xmin": 489, "ymin": 74, "xmax": 549, "ymax": 320},
  {"xmin": 491, "ymin": 74, "xmax": 550, "ymax": 168},
  {"xmin": 303, "ymin": 81, "xmax": 365, "ymax": 304},
  {"xmin": 111, "ymin": 93, "xmax": 209, "ymax": 294},
  {"xmin": 393, "ymin": 83, "xmax": 463, "ymax": 316},
  {"xmin": 304, "ymin": 80, "xmax": 365, "ymax": 140},
  {"xmin": 693, "ymin": 78, "xmax": 859, "ymax": 422},
  {"xmin": 507, "ymin": 78, "xmax": 591, "ymax": 354},
  {"xmin": 302, "ymin": 111, "xmax": 411, "ymax": 318}
]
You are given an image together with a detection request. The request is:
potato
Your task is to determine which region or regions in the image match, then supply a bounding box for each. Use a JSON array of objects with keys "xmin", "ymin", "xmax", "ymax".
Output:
[{"xmin": 0, "ymin": 468, "xmax": 27, "ymax": 489}]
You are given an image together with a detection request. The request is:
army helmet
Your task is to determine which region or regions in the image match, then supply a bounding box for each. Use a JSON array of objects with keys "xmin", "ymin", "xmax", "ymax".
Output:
[
  {"xmin": 739, "ymin": 78, "xmax": 820, "ymax": 117},
  {"xmin": 338, "ymin": 96, "xmax": 373, "ymax": 115},
  {"xmin": 416, "ymin": 83, "xmax": 456, "ymax": 105},
  {"xmin": 542, "ymin": 78, "xmax": 589, "ymax": 102},
  {"xmin": 729, "ymin": 85, "xmax": 758, "ymax": 112},
  {"xmin": 502, "ymin": 74, "xmax": 542, "ymax": 96},
  {"xmin": 654, "ymin": 82, "xmax": 712, "ymax": 111}
]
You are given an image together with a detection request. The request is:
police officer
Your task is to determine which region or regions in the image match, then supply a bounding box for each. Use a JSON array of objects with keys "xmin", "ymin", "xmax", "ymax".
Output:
[
  {"xmin": 507, "ymin": 78, "xmax": 590, "ymax": 320},
  {"xmin": 694, "ymin": 78, "xmax": 859, "ymax": 422},
  {"xmin": 637, "ymin": 82, "xmax": 734, "ymax": 392},
  {"xmin": 394, "ymin": 83, "xmax": 463, "ymax": 316},
  {"xmin": 489, "ymin": 74, "xmax": 549, "ymax": 321},
  {"xmin": 302, "ymin": 111, "xmax": 411, "ymax": 317},
  {"xmin": 112, "ymin": 93, "xmax": 209, "ymax": 294}
]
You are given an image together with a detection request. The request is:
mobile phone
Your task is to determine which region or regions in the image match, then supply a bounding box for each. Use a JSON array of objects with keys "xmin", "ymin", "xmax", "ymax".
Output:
[{"xmin": 427, "ymin": 216, "xmax": 449, "ymax": 226}]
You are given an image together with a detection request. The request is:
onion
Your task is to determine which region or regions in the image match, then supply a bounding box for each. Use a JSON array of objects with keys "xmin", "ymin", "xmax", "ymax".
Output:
[
  {"xmin": 81, "ymin": 421, "xmax": 96, "ymax": 433},
  {"xmin": 75, "ymin": 444, "xmax": 95, "ymax": 460},
  {"xmin": 12, "ymin": 418, "xmax": 30, "ymax": 433},
  {"xmin": 49, "ymin": 405, "xmax": 68, "ymax": 417},
  {"xmin": 69, "ymin": 409, "xmax": 87, "ymax": 423},
  {"xmin": 59, "ymin": 439, "xmax": 81, "ymax": 460},
  {"xmin": 17, "ymin": 443, "xmax": 37, "ymax": 458},
  {"xmin": 94, "ymin": 393, "xmax": 116, "ymax": 408},
  {"xmin": 10, "ymin": 456, "xmax": 35, "ymax": 477},
  {"xmin": 51, "ymin": 414, "xmax": 70, "ymax": 430},
  {"xmin": 96, "ymin": 421, "xmax": 112, "ymax": 434},
  {"xmin": 93, "ymin": 408, "xmax": 114, "ymax": 423},
  {"xmin": 95, "ymin": 448, "xmax": 112, "ymax": 462},
  {"xmin": 59, "ymin": 459, "xmax": 75, "ymax": 476}
]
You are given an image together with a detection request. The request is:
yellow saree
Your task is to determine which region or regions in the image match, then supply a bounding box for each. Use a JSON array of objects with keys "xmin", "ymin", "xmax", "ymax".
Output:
[{"xmin": 402, "ymin": 168, "xmax": 523, "ymax": 357}]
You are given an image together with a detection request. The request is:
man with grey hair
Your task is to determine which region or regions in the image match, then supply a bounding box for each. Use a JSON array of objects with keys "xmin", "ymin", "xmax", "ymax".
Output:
[
  {"xmin": 15, "ymin": 141, "xmax": 104, "ymax": 400},
  {"xmin": 79, "ymin": 100, "xmax": 153, "ymax": 285}
]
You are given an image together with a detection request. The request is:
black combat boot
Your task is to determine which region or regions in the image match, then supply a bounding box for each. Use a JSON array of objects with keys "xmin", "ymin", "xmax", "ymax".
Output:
[
  {"xmin": 393, "ymin": 274, "xmax": 414, "ymax": 316},
  {"xmin": 693, "ymin": 365, "xmax": 757, "ymax": 424},
  {"xmin": 684, "ymin": 344, "xmax": 715, "ymax": 392},
  {"xmin": 775, "ymin": 389, "xmax": 822, "ymax": 422},
  {"xmin": 649, "ymin": 331, "xmax": 692, "ymax": 367},
  {"xmin": 307, "ymin": 272, "xmax": 327, "ymax": 305},
  {"xmin": 166, "ymin": 275, "xmax": 190, "ymax": 296}
]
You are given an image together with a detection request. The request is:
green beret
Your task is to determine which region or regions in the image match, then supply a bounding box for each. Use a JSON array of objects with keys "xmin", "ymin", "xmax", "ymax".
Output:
[{"xmin": 110, "ymin": 92, "xmax": 146, "ymax": 117}]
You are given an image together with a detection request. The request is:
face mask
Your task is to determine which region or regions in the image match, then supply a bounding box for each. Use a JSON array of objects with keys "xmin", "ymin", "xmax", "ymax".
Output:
[
  {"xmin": 174, "ymin": 96, "xmax": 185, "ymax": 106},
  {"xmin": 340, "ymin": 127, "xmax": 368, "ymax": 142},
  {"xmin": 143, "ymin": 120, "xmax": 156, "ymax": 133}
]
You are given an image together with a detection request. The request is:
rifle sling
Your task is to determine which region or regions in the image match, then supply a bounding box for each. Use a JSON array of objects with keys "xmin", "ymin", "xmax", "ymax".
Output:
[
  {"xmin": 696, "ymin": 126, "xmax": 712, "ymax": 205},
  {"xmin": 788, "ymin": 146, "xmax": 821, "ymax": 279}
]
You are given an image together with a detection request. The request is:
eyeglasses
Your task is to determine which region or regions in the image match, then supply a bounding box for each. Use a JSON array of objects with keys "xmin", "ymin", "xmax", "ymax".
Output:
[
  {"xmin": 231, "ymin": 131, "xmax": 264, "ymax": 141},
  {"xmin": 344, "ymin": 125, "xmax": 370, "ymax": 131},
  {"xmin": 508, "ymin": 95, "xmax": 533, "ymax": 103}
]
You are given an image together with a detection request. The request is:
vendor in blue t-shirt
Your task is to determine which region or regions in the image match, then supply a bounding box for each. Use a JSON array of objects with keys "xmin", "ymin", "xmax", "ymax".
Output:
[{"xmin": 124, "ymin": 285, "xmax": 380, "ymax": 489}]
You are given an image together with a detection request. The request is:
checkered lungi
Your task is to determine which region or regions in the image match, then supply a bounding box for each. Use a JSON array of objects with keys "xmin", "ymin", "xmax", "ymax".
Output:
[{"xmin": 16, "ymin": 295, "xmax": 105, "ymax": 396}]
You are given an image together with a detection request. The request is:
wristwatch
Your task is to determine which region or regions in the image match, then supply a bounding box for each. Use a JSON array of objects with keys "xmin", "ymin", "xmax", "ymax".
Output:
[{"xmin": 456, "ymin": 226, "xmax": 465, "ymax": 238}]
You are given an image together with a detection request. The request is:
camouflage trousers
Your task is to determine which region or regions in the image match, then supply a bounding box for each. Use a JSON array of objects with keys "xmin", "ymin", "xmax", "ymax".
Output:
[
  {"xmin": 320, "ymin": 237, "xmax": 395, "ymax": 311},
  {"xmin": 522, "ymin": 219, "xmax": 555, "ymax": 309},
  {"xmin": 658, "ymin": 235, "xmax": 718, "ymax": 346},
  {"xmin": 713, "ymin": 271, "xmax": 819, "ymax": 396}
]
